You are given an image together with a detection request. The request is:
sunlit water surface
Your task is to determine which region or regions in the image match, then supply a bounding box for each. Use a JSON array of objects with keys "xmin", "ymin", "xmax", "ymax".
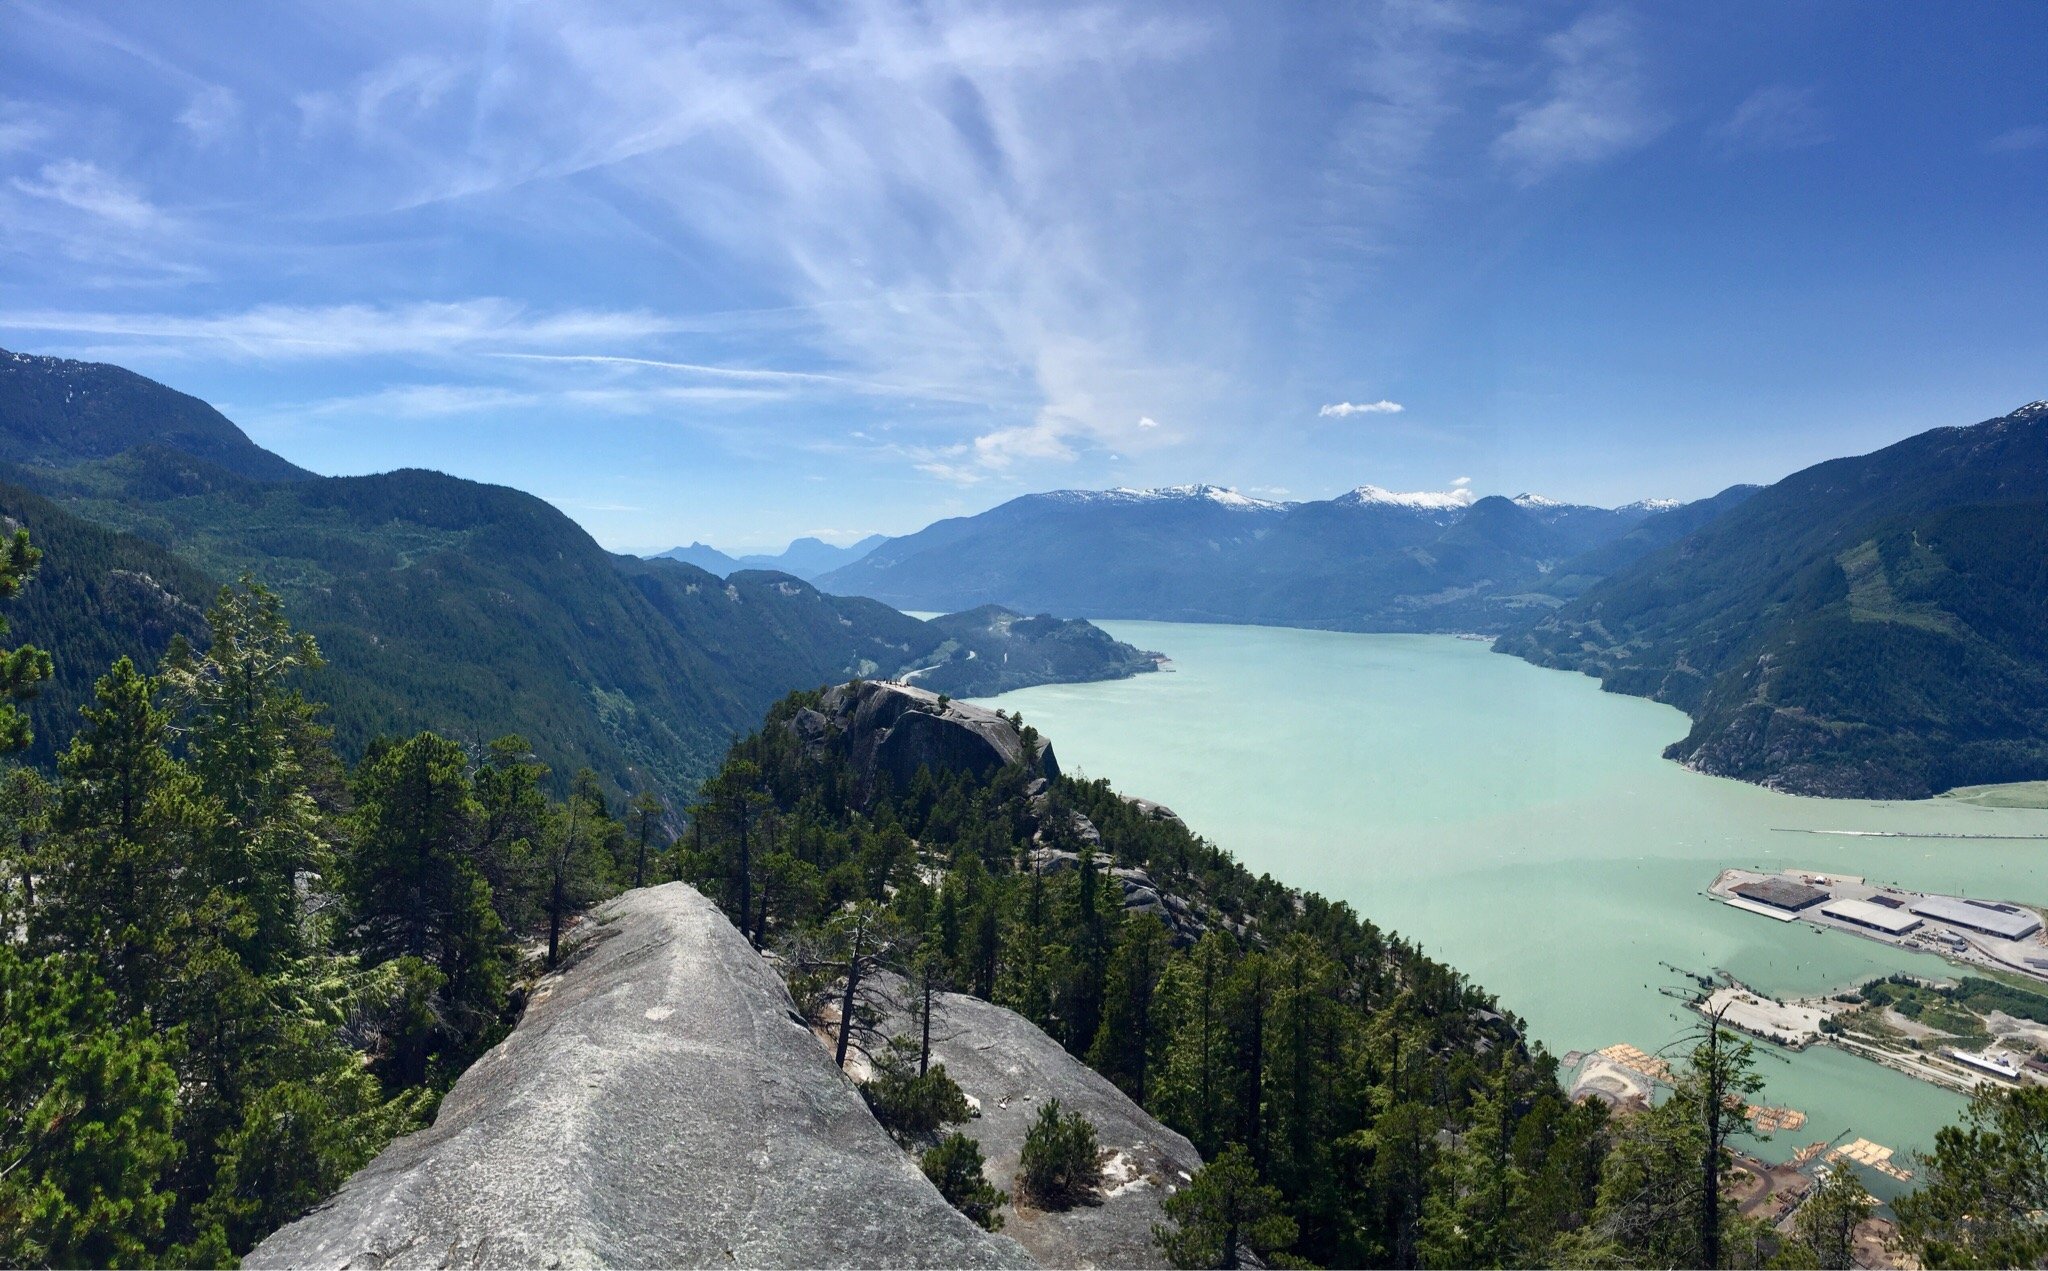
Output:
[{"xmin": 973, "ymin": 622, "xmax": 2048, "ymax": 1179}]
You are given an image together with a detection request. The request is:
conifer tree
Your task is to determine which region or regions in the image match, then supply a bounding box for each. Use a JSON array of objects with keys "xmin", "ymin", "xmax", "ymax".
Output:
[
  {"xmin": 0, "ymin": 527, "xmax": 52, "ymax": 753},
  {"xmin": 40, "ymin": 657, "xmax": 213, "ymax": 1013},
  {"xmin": 0, "ymin": 944, "xmax": 179, "ymax": 1268},
  {"xmin": 628, "ymin": 789, "xmax": 666, "ymax": 888},
  {"xmin": 540, "ymin": 782, "xmax": 608, "ymax": 968},
  {"xmin": 160, "ymin": 578, "xmax": 332, "ymax": 968},
  {"xmin": 921, "ymin": 1133, "xmax": 1007, "ymax": 1231},
  {"xmin": 1894, "ymin": 1085, "xmax": 2048, "ymax": 1268},
  {"xmin": 1088, "ymin": 913, "xmax": 1170, "ymax": 1103},
  {"xmin": 1154, "ymin": 1144, "xmax": 1296, "ymax": 1270},
  {"xmin": 345, "ymin": 733, "xmax": 508, "ymax": 1077},
  {"xmin": 1420, "ymin": 1063, "xmax": 1527, "ymax": 1269},
  {"xmin": 1789, "ymin": 1163, "xmax": 1874, "ymax": 1270}
]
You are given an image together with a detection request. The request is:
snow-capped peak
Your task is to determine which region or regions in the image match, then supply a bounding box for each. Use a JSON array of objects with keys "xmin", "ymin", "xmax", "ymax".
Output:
[
  {"xmin": 1338, "ymin": 484, "xmax": 1478, "ymax": 511},
  {"xmin": 1618, "ymin": 497, "xmax": 1682, "ymax": 513},
  {"xmin": 1043, "ymin": 484, "xmax": 1286, "ymax": 510},
  {"xmin": 1511, "ymin": 492, "xmax": 1565, "ymax": 509}
]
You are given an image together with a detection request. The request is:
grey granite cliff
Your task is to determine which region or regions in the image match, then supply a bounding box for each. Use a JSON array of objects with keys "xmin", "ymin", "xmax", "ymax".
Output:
[
  {"xmin": 921, "ymin": 991, "xmax": 1203, "ymax": 1269},
  {"xmin": 790, "ymin": 679, "xmax": 1058, "ymax": 802},
  {"xmin": 246, "ymin": 883, "xmax": 1032, "ymax": 1270}
]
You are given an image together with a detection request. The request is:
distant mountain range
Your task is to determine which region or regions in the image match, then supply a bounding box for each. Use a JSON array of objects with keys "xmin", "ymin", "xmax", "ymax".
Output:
[
  {"xmin": 1501, "ymin": 400, "xmax": 2048, "ymax": 798},
  {"xmin": 10, "ymin": 346, "xmax": 2038, "ymax": 801},
  {"xmin": 655, "ymin": 533, "xmax": 888, "ymax": 581},
  {"xmin": 0, "ymin": 348, "xmax": 1158, "ymax": 800},
  {"xmin": 815, "ymin": 481, "xmax": 1743, "ymax": 632}
]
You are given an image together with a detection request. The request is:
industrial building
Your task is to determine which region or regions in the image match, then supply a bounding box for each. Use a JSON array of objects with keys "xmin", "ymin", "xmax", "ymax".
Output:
[
  {"xmin": 1732, "ymin": 878, "xmax": 1829, "ymax": 912},
  {"xmin": 1821, "ymin": 898, "xmax": 1923, "ymax": 936},
  {"xmin": 1908, "ymin": 896, "xmax": 2044, "ymax": 941}
]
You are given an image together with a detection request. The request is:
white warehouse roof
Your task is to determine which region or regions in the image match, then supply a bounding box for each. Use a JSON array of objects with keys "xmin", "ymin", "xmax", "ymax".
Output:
[
  {"xmin": 1908, "ymin": 896, "xmax": 2043, "ymax": 941},
  {"xmin": 1821, "ymin": 898, "xmax": 1923, "ymax": 936}
]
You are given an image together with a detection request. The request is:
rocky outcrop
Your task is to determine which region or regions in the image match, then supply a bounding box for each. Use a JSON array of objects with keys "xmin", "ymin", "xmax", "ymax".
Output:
[
  {"xmin": 247, "ymin": 884, "xmax": 1030, "ymax": 1270},
  {"xmin": 1027, "ymin": 847, "xmax": 1207, "ymax": 946},
  {"xmin": 793, "ymin": 680, "xmax": 1057, "ymax": 804},
  {"xmin": 922, "ymin": 991, "xmax": 1203, "ymax": 1269}
]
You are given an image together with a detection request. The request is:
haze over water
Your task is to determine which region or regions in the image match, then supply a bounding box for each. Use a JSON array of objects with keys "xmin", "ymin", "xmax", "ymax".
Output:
[{"xmin": 977, "ymin": 622, "xmax": 2048, "ymax": 1181}]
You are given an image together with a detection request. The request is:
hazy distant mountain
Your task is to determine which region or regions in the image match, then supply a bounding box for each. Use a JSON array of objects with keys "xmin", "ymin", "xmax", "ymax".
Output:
[
  {"xmin": 656, "ymin": 541, "xmax": 745, "ymax": 573},
  {"xmin": 653, "ymin": 533, "xmax": 889, "ymax": 580},
  {"xmin": 816, "ymin": 482, "xmax": 1704, "ymax": 631},
  {"xmin": 1501, "ymin": 400, "xmax": 2048, "ymax": 797}
]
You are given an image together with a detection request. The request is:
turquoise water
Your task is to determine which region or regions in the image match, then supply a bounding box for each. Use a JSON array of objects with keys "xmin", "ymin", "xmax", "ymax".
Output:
[{"xmin": 974, "ymin": 622, "xmax": 2048, "ymax": 1176}]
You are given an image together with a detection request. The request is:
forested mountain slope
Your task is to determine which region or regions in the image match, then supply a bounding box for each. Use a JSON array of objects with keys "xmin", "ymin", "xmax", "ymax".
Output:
[
  {"xmin": 817, "ymin": 483, "xmax": 1715, "ymax": 632},
  {"xmin": 0, "ymin": 350, "xmax": 1154, "ymax": 801},
  {"xmin": 0, "ymin": 480, "xmax": 214, "ymax": 768},
  {"xmin": 1500, "ymin": 401, "xmax": 2048, "ymax": 797},
  {"xmin": 1, "ymin": 347, "xmax": 310, "ymax": 481}
]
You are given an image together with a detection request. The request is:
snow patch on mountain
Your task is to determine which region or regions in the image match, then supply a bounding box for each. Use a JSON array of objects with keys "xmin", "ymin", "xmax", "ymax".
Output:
[
  {"xmin": 1511, "ymin": 492, "xmax": 1565, "ymax": 509},
  {"xmin": 1337, "ymin": 485, "xmax": 1479, "ymax": 511},
  {"xmin": 1618, "ymin": 497, "xmax": 1682, "ymax": 513},
  {"xmin": 1039, "ymin": 484, "xmax": 1288, "ymax": 510}
]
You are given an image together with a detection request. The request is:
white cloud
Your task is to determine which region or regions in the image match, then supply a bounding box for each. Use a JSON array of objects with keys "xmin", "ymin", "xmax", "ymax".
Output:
[
  {"xmin": 11, "ymin": 159, "xmax": 164, "ymax": 228},
  {"xmin": 1494, "ymin": 10, "xmax": 1665, "ymax": 183},
  {"xmin": 1452, "ymin": 475, "xmax": 1471, "ymax": 487},
  {"xmin": 1138, "ymin": 415, "xmax": 1159, "ymax": 428},
  {"xmin": 1319, "ymin": 399, "xmax": 1404, "ymax": 417},
  {"xmin": 1714, "ymin": 85, "xmax": 1828, "ymax": 153}
]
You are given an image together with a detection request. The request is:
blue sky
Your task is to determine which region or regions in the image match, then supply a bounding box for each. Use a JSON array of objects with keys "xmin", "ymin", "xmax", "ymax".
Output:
[{"xmin": 1, "ymin": 1, "xmax": 2043, "ymax": 553}]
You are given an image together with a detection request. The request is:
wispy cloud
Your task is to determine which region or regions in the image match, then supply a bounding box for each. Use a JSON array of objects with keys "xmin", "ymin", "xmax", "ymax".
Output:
[
  {"xmin": 178, "ymin": 85, "xmax": 243, "ymax": 147},
  {"xmin": 12, "ymin": 159, "xmax": 166, "ymax": 228},
  {"xmin": 1320, "ymin": 399, "xmax": 1404, "ymax": 417},
  {"xmin": 1494, "ymin": 10, "xmax": 1665, "ymax": 183},
  {"xmin": 1713, "ymin": 85, "xmax": 1828, "ymax": 154},
  {"xmin": 0, "ymin": 300, "xmax": 678, "ymax": 358},
  {"xmin": 0, "ymin": 100, "xmax": 54, "ymax": 154}
]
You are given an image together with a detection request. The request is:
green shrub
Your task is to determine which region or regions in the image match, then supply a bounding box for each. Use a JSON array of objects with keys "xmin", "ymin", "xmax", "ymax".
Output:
[
  {"xmin": 921, "ymin": 1133, "xmax": 1006, "ymax": 1231},
  {"xmin": 862, "ymin": 1049, "xmax": 971, "ymax": 1145},
  {"xmin": 1019, "ymin": 1098, "xmax": 1099, "ymax": 1210}
]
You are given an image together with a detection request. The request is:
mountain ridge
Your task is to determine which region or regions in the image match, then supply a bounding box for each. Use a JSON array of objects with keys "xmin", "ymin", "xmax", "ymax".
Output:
[
  {"xmin": 816, "ymin": 481, "xmax": 1704, "ymax": 632},
  {"xmin": 0, "ymin": 349, "xmax": 1158, "ymax": 802},
  {"xmin": 1498, "ymin": 400, "xmax": 2048, "ymax": 797}
]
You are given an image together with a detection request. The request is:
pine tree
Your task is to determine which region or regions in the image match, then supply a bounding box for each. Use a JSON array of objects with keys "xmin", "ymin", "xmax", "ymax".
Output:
[
  {"xmin": 628, "ymin": 789, "xmax": 666, "ymax": 888},
  {"xmin": 539, "ymin": 784, "xmax": 607, "ymax": 968},
  {"xmin": 344, "ymin": 733, "xmax": 508, "ymax": 1079},
  {"xmin": 921, "ymin": 1133, "xmax": 1007, "ymax": 1231},
  {"xmin": 1789, "ymin": 1162, "xmax": 1874, "ymax": 1270},
  {"xmin": 0, "ymin": 944, "xmax": 179, "ymax": 1268},
  {"xmin": 1895, "ymin": 1085, "xmax": 2048, "ymax": 1268},
  {"xmin": 1420, "ymin": 1063, "xmax": 1527, "ymax": 1269},
  {"xmin": 1153, "ymin": 1144, "xmax": 1297, "ymax": 1270},
  {"xmin": 39, "ymin": 658, "xmax": 214, "ymax": 1013},
  {"xmin": 159, "ymin": 578, "xmax": 332, "ymax": 969},
  {"xmin": 0, "ymin": 527, "xmax": 52, "ymax": 754},
  {"xmin": 1088, "ymin": 913, "xmax": 1171, "ymax": 1103},
  {"xmin": 1153, "ymin": 933, "xmax": 1239, "ymax": 1158}
]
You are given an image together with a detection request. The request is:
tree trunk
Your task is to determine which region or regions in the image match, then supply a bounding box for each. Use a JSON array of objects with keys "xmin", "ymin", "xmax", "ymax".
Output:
[
  {"xmin": 920, "ymin": 975, "xmax": 934, "ymax": 1077},
  {"xmin": 835, "ymin": 956, "xmax": 863, "ymax": 1070},
  {"xmin": 548, "ymin": 870, "xmax": 564, "ymax": 968},
  {"xmin": 736, "ymin": 810, "xmax": 752, "ymax": 944},
  {"xmin": 1702, "ymin": 1017, "xmax": 1724, "ymax": 1269}
]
